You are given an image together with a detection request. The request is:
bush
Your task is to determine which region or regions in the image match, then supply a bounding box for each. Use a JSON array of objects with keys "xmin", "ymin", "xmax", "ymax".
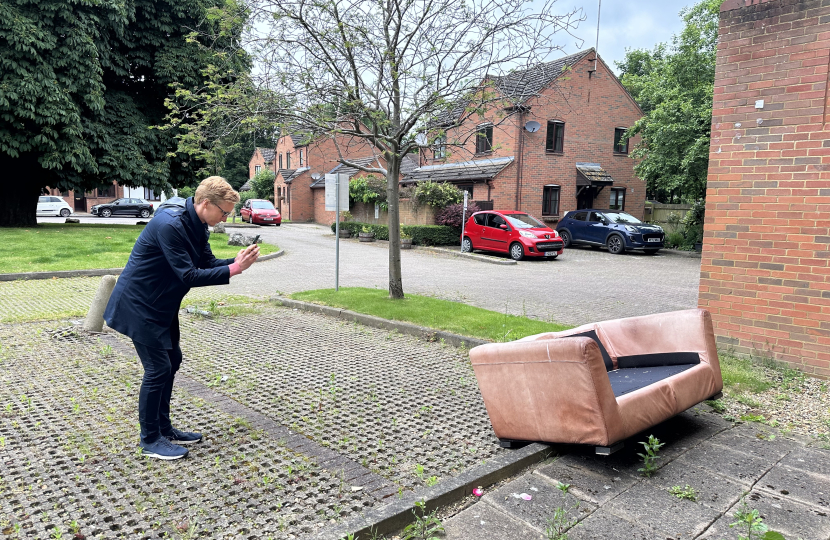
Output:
[
  {"xmin": 349, "ymin": 174, "xmax": 388, "ymax": 210},
  {"xmin": 329, "ymin": 221, "xmax": 460, "ymax": 246},
  {"xmin": 249, "ymin": 169, "xmax": 276, "ymax": 201},
  {"xmin": 435, "ymin": 202, "xmax": 481, "ymax": 228},
  {"xmin": 177, "ymin": 186, "xmax": 195, "ymax": 199},
  {"xmin": 666, "ymin": 231, "xmax": 685, "ymax": 248},
  {"xmin": 413, "ymin": 181, "xmax": 463, "ymax": 208}
]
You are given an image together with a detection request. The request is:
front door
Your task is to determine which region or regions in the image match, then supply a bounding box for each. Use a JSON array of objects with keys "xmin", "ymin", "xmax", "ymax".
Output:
[
  {"xmin": 74, "ymin": 194, "xmax": 87, "ymax": 212},
  {"xmin": 577, "ymin": 186, "xmax": 594, "ymax": 210}
]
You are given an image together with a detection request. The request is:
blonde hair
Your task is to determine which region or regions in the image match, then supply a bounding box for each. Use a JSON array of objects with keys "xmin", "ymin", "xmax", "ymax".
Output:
[{"xmin": 194, "ymin": 176, "xmax": 240, "ymax": 207}]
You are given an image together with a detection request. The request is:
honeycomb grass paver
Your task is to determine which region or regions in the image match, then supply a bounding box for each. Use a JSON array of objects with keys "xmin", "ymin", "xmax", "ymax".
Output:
[
  {"xmin": 0, "ymin": 320, "xmax": 374, "ymax": 539},
  {"xmin": 167, "ymin": 305, "xmax": 505, "ymax": 492}
]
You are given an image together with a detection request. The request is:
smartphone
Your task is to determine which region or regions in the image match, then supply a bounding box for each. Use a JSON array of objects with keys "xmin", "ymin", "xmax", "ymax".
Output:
[{"xmin": 252, "ymin": 234, "xmax": 261, "ymax": 245}]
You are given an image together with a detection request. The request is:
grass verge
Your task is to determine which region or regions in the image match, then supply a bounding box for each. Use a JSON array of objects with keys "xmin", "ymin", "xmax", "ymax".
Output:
[
  {"xmin": 289, "ymin": 287, "xmax": 572, "ymax": 341},
  {"xmin": 0, "ymin": 224, "xmax": 277, "ymax": 273}
]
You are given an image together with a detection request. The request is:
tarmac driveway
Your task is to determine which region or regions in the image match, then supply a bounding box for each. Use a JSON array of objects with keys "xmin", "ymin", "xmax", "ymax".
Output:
[{"xmin": 213, "ymin": 223, "xmax": 702, "ymax": 327}]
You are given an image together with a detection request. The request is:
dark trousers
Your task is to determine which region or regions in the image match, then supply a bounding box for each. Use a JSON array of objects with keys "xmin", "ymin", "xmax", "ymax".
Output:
[{"xmin": 133, "ymin": 317, "xmax": 182, "ymax": 445}]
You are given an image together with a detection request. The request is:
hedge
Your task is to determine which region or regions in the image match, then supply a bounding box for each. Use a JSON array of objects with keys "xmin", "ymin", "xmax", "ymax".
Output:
[{"xmin": 330, "ymin": 221, "xmax": 461, "ymax": 246}]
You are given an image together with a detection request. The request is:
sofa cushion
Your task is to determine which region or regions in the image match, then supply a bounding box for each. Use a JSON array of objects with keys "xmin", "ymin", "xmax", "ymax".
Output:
[
  {"xmin": 608, "ymin": 364, "xmax": 699, "ymax": 397},
  {"xmin": 616, "ymin": 352, "xmax": 701, "ymax": 369},
  {"xmin": 570, "ymin": 330, "xmax": 614, "ymax": 371}
]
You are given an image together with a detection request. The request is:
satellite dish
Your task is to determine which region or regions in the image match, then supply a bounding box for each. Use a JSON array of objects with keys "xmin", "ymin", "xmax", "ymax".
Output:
[
  {"xmin": 524, "ymin": 121, "xmax": 541, "ymax": 133},
  {"xmin": 415, "ymin": 133, "xmax": 428, "ymax": 146}
]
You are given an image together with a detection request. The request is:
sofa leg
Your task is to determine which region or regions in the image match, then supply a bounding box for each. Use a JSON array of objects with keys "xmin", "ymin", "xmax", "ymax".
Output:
[
  {"xmin": 498, "ymin": 439, "xmax": 529, "ymax": 449},
  {"xmin": 595, "ymin": 442, "xmax": 624, "ymax": 455},
  {"xmin": 709, "ymin": 391, "xmax": 723, "ymax": 400}
]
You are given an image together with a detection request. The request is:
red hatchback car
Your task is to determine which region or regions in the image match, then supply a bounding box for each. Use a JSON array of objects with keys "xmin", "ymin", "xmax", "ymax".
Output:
[
  {"xmin": 240, "ymin": 199, "xmax": 281, "ymax": 225},
  {"xmin": 462, "ymin": 210, "xmax": 564, "ymax": 260}
]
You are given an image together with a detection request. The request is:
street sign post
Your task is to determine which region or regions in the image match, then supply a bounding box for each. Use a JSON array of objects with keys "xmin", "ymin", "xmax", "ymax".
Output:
[
  {"xmin": 460, "ymin": 190, "xmax": 468, "ymax": 253},
  {"xmin": 325, "ymin": 174, "xmax": 350, "ymax": 290}
]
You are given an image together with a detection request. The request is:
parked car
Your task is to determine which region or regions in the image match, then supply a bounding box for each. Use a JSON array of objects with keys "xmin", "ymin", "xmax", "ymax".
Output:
[
  {"xmin": 556, "ymin": 209, "xmax": 665, "ymax": 255},
  {"xmin": 240, "ymin": 199, "xmax": 281, "ymax": 225},
  {"xmin": 36, "ymin": 196, "xmax": 73, "ymax": 217},
  {"xmin": 91, "ymin": 198, "xmax": 155, "ymax": 218},
  {"xmin": 461, "ymin": 210, "xmax": 564, "ymax": 261}
]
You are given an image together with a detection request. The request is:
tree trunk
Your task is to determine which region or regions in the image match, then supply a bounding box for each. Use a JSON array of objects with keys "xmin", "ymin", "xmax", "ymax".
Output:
[
  {"xmin": 386, "ymin": 153, "xmax": 404, "ymax": 299},
  {"xmin": 0, "ymin": 153, "xmax": 48, "ymax": 227}
]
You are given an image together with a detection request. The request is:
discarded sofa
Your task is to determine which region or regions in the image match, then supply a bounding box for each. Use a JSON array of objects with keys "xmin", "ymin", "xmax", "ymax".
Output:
[{"xmin": 469, "ymin": 309, "xmax": 723, "ymax": 453}]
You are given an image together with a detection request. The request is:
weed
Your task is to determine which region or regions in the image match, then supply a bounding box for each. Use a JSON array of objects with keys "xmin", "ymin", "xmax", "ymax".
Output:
[
  {"xmin": 557, "ymin": 482, "xmax": 571, "ymax": 494},
  {"xmin": 50, "ymin": 527, "xmax": 63, "ymax": 539},
  {"xmin": 741, "ymin": 414, "xmax": 766, "ymax": 423},
  {"xmin": 730, "ymin": 498, "xmax": 787, "ymax": 540},
  {"xmin": 637, "ymin": 435, "xmax": 664, "ymax": 477},
  {"xmin": 668, "ymin": 485, "xmax": 698, "ymax": 501},
  {"xmin": 99, "ymin": 344, "xmax": 113, "ymax": 357},
  {"xmin": 736, "ymin": 394, "xmax": 762, "ymax": 408},
  {"xmin": 544, "ymin": 503, "xmax": 579, "ymax": 540},
  {"xmin": 425, "ymin": 476, "xmax": 439, "ymax": 487},
  {"xmin": 705, "ymin": 399, "xmax": 726, "ymax": 413},
  {"xmin": 400, "ymin": 500, "xmax": 443, "ymax": 540}
]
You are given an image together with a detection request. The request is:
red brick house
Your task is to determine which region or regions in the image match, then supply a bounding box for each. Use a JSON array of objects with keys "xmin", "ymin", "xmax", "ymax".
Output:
[
  {"xmin": 699, "ymin": 0, "xmax": 830, "ymax": 376},
  {"xmin": 44, "ymin": 181, "xmax": 124, "ymax": 213},
  {"xmin": 242, "ymin": 147, "xmax": 277, "ymax": 192},
  {"xmin": 413, "ymin": 49, "xmax": 645, "ymax": 222}
]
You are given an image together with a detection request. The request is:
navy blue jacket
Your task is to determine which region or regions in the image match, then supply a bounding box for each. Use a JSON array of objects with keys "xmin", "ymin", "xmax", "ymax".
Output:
[{"xmin": 104, "ymin": 197, "xmax": 234, "ymax": 348}]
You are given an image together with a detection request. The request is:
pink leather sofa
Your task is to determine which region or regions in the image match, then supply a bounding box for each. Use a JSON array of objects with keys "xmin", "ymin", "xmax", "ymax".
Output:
[{"xmin": 469, "ymin": 309, "xmax": 723, "ymax": 453}]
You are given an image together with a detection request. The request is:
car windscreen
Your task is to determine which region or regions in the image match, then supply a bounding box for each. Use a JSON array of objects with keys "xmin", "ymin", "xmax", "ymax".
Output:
[
  {"xmin": 251, "ymin": 201, "xmax": 275, "ymax": 209},
  {"xmin": 504, "ymin": 213, "xmax": 545, "ymax": 229},
  {"xmin": 604, "ymin": 212, "xmax": 642, "ymax": 224}
]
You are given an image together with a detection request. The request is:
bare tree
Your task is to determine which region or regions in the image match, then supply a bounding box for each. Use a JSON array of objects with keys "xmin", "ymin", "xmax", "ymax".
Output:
[{"xmin": 176, "ymin": 0, "xmax": 583, "ymax": 298}]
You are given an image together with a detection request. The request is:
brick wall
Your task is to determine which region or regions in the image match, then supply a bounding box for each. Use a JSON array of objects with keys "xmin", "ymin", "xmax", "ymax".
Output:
[
  {"xmin": 47, "ymin": 182, "xmax": 123, "ymax": 213},
  {"xmin": 699, "ymin": 0, "xmax": 830, "ymax": 376},
  {"xmin": 424, "ymin": 55, "xmax": 644, "ymax": 220},
  {"xmin": 248, "ymin": 148, "xmax": 276, "ymax": 180}
]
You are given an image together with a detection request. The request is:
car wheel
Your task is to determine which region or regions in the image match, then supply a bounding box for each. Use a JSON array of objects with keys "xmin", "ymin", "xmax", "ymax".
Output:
[
  {"xmin": 607, "ymin": 234, "xmax": 626, "ymax": 255},
  {"xmin": 139, "ymin": 209, "xmax": 150, "ymax": 218},
  {"xmin": 509, "ymin": 242, "xmax": 524, "ymax": 261},
  {"xmin": 559, "ymin": 229, "xmax": 571, "ymax": 248},
  {"xmin": 101, "ymin": 209, "xmax": 112, "ymax": 218},
  {"xmin": 59, "ymin": 208, "xmax": 70, "ymax": 217},
  {"xmin": 644, "ymin": 248, "xmax": 660, "ymax": 255},
  {"xmin": 461, "ymin": 237, "xmax": 473, "ymax": 253}
]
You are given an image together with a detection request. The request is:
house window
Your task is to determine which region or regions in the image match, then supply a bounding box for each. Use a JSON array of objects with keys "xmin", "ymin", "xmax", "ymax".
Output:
[
  {"xmin": 614, "ymin": 128, "xmax": 629, "ymax": 154},
  {"xmin": 299, "ymin": 150, "xmax": 304, "ymax": 166},
  {"xmin": 610, "ymin": 187, "xmax": 625, "ymax": 210},
  {"xmin": 542, "ymin": 185, "xmax": 560, "ymax": 216},
  {"xmin": 458, "ymin": 183, "xmax": 474, "ymax": 197},
  {"xmin": 255, "ymin": 165, "xmax": 261, "ymax": 174},
  {"xmin": 286, "ymin": 152, "xmax": 291, "ymax": 169},
  {"xmin": 475, "ymin": 124, "xmax": 493, "ymax": 154},
  {"xmin": 546, "ymin": 121, "xmax": 565, "ymax": 153},
  {"xmin": 279, "ymin": 154, "xmax": 283, "ymax": 169},
  {"xmin": 433, "ymin": 135, "xmax": 447, "ymax": 159},
  {"xmin": 143, "ymin": 188, "xmax": 160, "ymax": 201}
]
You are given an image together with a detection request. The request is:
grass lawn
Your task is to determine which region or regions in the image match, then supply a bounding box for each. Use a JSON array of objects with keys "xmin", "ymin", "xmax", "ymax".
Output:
[
  {"xmin": 289, "ymin": 287, "xmax": 572, "ymax": 341},
  {"xmin": 0, "ymin": 224, "xmax": 277, "ymax": 273}
]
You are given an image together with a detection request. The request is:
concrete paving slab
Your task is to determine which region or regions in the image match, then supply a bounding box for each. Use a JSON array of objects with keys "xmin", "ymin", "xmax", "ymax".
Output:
[
  {"xmin": 566, "ymin": 509, "xmax": 667, "ymax": 540},
  {"xmin": 604, "ymin": 481, "xmax": 722, "ymax": 539},
  {"xmin": 699, "ymin": 490, "xmax": 830, "ymax": 540},
  {"xmin": 708, "ymin": 425, "xmax": 795, "ymax": 461},
  {"xmin": 779, "ymin": 446, "xmax": 830, "ymax": 478},
  {"xmin": 674, "ymin": 443, "xmax": 778, "ymax": 486},
  {"xmin": 440, "ymin": 502, "xmax": 544, "ymax": 540},
  {"xmin": 757, "ymin": 463, "xmax": 830, "ymax": 509},
  {"xmin": 535, "ymin": 459, "xmax": 641, "ymax": 505},
  {"xmin": 482, "ymin": 474, "xmax": 596, "ymax": 532},
  {"xmin": 643, "ymin": 462, "xmax": 745, "ymax": 512}
]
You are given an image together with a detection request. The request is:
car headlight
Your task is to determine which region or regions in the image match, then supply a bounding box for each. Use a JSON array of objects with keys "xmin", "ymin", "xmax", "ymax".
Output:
[
  {"xmin": 519, "ymin": 230, "xmax": 536, "ymax": 239},
  {"xmin": 624, "ymin": 225, "xmax": 638, "ymax": 233}
]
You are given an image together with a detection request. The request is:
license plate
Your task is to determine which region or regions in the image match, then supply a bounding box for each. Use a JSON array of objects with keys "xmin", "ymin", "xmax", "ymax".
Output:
[
  {"xmin": 263, "ymin": 218, "xmax": 273, "ymax": 221},
  {"xmin": 647, "ymin": 238, "xmax": 661, "ymax": 242},
  {"xmin": 545, "ymin": 251, "xmax": 556, "ymax": 256}
]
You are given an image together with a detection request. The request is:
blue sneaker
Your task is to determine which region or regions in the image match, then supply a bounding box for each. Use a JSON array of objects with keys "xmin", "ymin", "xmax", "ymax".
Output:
[
  {"xmin": 140, "ymin": 437, "xmax": 188, "ymax": 460},
  {"xmin": 162, "ymin": 427, "xmax": 203, "ymax": 445}
]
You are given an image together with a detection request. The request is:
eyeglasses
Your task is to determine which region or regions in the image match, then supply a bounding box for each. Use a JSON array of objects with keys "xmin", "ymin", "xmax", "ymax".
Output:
[{"xmin": 211, "ymin": 200, "xmax": 232, "ymax": 218}]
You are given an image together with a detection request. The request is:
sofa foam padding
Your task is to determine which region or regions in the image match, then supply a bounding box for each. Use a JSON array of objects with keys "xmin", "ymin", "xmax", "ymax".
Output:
[
  {"xmin": 608, "ymin": 364, "xmax": 699, "ymax": 397},
  {"xmin": 570, "ymin": 329, "xmax": 614, "ymax": 371}
]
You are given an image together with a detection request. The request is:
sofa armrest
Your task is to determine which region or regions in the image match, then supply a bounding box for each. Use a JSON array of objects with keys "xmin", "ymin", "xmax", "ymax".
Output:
[
  {"xmin": 470, "ymin": 337, "xmax": 626, "ymax": 446},
  {"xmin": 596, "ymin": 308, "xmax": 722, "ymax": 393}
]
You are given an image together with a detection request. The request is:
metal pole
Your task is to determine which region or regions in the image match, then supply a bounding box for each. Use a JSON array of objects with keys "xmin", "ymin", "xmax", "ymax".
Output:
[
  {"xmin": 335, "ymin": 175, "xmax": 340, "ymax": 292},
  {"xmin": 595, "ymin": 0, "xmax": 602, "ymax": 64},
  {"xmin": 460, "ymin": 190, "xmax": 468, "ymax": 253}
]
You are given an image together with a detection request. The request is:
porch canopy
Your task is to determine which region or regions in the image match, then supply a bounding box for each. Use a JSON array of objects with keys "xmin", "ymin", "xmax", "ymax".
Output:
[
  {"xmin": 576, "ymin": 162, "xmax": 615, "ymax": 187},
  {"xmin": 402, "ymin": 156, "xmax": 514, "ymax": 185}
]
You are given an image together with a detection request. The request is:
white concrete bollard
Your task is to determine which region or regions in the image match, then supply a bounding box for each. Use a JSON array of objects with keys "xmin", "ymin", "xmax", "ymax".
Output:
[{"xmin": 83, "ymin": 275, "xmax": 117, "ymax": 332}]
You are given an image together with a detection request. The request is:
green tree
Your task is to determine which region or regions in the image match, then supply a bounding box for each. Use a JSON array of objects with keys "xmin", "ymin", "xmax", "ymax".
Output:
[
  {"xmin": 617, "ymin": 0, "xmax": 720, "ymax": 203},
  {"xmin": 0, "ymin": 0, "xmax": 246, "ymax": 226},
  {"xmin": 249, "ymin": 169, "xmax": 275, "ymax": 201}
]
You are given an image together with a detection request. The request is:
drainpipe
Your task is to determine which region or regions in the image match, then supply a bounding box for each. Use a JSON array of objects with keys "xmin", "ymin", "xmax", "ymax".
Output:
[{"xmin": 514, "ymin": 108, "xmax": 526, "ymax": 211}]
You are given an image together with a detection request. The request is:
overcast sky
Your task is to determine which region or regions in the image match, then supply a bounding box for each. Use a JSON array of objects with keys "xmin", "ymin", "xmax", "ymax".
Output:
[{"xmin": 553, "ymin": 0, "xmax": 696, "ymax": 73}]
